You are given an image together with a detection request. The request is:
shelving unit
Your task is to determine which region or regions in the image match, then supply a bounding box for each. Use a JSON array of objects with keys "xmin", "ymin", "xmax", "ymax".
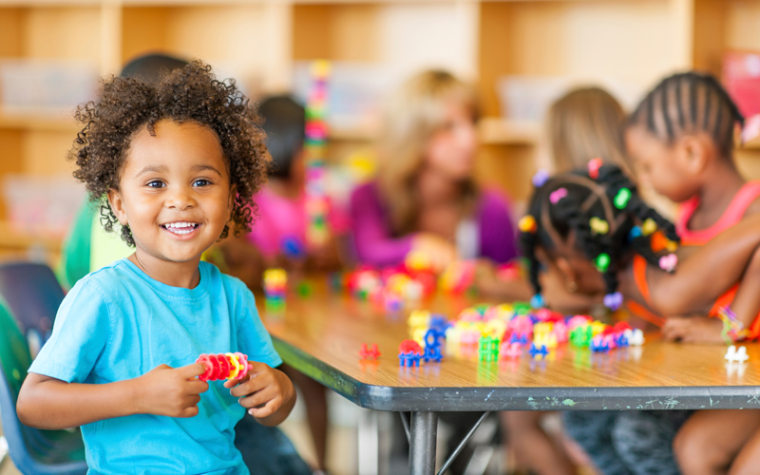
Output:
[{"xmin": 1, "ymin": 0, "xmax": 759, "ymax": 255}]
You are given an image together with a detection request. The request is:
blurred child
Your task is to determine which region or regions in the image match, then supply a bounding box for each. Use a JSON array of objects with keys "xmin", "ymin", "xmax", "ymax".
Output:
[
  {"xmin": 499, "ymin": 86, "xmax": 637, "ymax": 475},
  {"xmin": 625, "ymin": 71, "xmax": 760, "ymax": 475},
  {"xmin": 349, "ymin": 69, "xmax": 530, "ymax": 299},
  {"xmin": 547, "ymin": 86, "xmax": 631, "ymax": 173},
  {"xmin": 522, "ymin": 163, "xmax": 760, "ymax": 475},
  {"xmin": 625, "ymin": 71, "xmax": 760, "ymax": 342},
  {"xmin": 220, "ymin": 94, "xmax": 337, "ymax": 473},
  {"xmin": 17, "ymin": 62, "xmax": 301, "ymax": 474},
  {"xmin": 221, "ymin": 94, "xmax": 345, "ymax": 291}
]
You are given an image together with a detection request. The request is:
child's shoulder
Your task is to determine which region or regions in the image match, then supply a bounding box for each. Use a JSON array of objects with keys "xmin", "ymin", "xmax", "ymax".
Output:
[
  {"xmin": 200, "ymin": 261, "xmax": 251, "ymax": 297},
  {"xmin": 74, "ymin": 258, "xmax": 134, "ymax": 292}
]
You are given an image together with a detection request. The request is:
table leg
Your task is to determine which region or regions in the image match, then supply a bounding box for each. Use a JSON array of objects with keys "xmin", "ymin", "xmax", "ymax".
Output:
[
  {"xmin": 410, "ymin": 411, "xmax": 438, "ymax": 475},
  {"xmin": 358, "ymin": 409, "xmax": 379, "ymax": 475}
]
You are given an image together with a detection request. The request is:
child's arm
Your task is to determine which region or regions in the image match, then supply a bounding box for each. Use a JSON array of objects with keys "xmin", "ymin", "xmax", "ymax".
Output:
[
  {"xmin": 648, "ymin": 214, "xmax": 760, "ymax": 317},
  {"xmin": 223, "ymin": 363, "xmax": 295, "ymax": 426},
  {"xmin": 17, "ymin": 363, "xmax": 208, "ymax": 430},
  {"xmin": 662, "ymin": 245, "xmax": 760, "ymax": 343},
  {"xmin": 217, "ymin": 237, "xmax": 266, "ymax": 290}
]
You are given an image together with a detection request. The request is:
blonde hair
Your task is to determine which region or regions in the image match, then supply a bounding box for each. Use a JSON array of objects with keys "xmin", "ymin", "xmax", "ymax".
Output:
[
  {"xmin": 376, "ymin": 69, "xmax": 479, "ymax": 234},
  {"xmin": 547, "ymin": 86, "xmax": 630, "ymax": 173}
]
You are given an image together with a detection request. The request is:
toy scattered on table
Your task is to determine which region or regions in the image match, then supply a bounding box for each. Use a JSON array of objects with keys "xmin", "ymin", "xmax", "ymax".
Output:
[
  {"xmin": 359, "ymin": 343, "xmax": 380, "ymax": 360},
  {"xmin": 296, "ymin": 281, "xmax": 312, "ymax": 298},
  {"xmin": 281, "ymin": 235, "xmax": 305, "ymax": 259},
  {"xmin": 718, "ymin": 306, "xmax": 748, "ymax": 343},
  {"xmin": 398, "ymin": 339, "xmax": 423, "ymax": 367},
  {"xmin": 478, "ymin": 336, "xmax": 500, "ymax": 361},
  {"xmin": 263, "ymin": 268, "xmax": 287, "ymax": 308},
  {"xmin": 529, "ymin": 343, "xmax": 549, "ymax": 359},
  {"xmin": 196, "ymin": 353, "xmax": 252, "ymax": 381},
  {"xmin": 725, "ymin": 345, "xmax": 749, "ymax": 363},
  {"xmin": 304, "ymin": 60, "xmax": 331, "ymax": 247}
]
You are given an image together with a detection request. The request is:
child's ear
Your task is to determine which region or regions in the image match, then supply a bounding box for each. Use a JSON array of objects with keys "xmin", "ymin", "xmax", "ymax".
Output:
[
  {"xmin": 678, "ymin": 134, "xmax": 710, "ymax": 174},
  {"xmin": 107, "ymin": 189, "xmax": 129, "ymax": 225},
  {"xmin": 227, "ymin": 185, "xmax": 236, "ymax": 214}
]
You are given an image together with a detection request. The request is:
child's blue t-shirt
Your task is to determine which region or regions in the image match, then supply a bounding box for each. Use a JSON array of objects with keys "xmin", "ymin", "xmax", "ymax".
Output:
[{"xmin": 29, "ymin": 258, "xmax": 282, "ymax": 475}]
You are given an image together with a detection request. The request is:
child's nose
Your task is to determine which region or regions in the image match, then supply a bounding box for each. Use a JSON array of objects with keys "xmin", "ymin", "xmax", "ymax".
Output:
[{"xmin": 166, "ymin": 187, "xmax": 196, "ymax": 210}]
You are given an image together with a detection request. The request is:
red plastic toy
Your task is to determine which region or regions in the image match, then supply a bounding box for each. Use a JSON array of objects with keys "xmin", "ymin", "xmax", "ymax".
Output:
[
  {"xmin": 398, "ymin": 339, "xmax": 423, "ymax": 367},
  {"xmin": 359, "ymin": 343, "xmax": 381, "ymax": 360},
  {"xmin": 196, "ymin": 353, "xmax": 252, "ymax": 381}
]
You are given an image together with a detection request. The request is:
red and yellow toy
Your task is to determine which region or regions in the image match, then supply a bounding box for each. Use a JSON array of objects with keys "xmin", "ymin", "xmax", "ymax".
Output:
[{"xmin": 196, "ymin": 353, "xmax": 252, "ymax": 381}]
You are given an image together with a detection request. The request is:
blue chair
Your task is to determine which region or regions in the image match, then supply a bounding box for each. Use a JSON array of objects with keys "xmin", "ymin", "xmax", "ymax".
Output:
[
  {"xmin": 0, "ymin": 298, "xmax": 87, "ymax": 474},
  {"xmin": 0, "ymin": 262, "xmax": 65, "ymax": 356}
]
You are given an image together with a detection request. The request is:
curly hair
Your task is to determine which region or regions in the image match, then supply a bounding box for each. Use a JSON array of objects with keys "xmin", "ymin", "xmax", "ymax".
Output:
[
  {"xmin": 520, "ymin": 163, "xmax": 679, "ymax": 308},
  {"xmin": 70, "ymin": 60, "xmax": 269, "ymax": 246}
]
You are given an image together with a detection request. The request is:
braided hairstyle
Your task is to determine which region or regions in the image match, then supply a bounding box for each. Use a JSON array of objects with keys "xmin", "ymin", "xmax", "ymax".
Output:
[
  {"xmin": 628, "ymin": 71, "xmax": 744, "ymax": 158},
  {"xmin": 520, "ymin": 161, "xmax": 680, "ymax": 310}
]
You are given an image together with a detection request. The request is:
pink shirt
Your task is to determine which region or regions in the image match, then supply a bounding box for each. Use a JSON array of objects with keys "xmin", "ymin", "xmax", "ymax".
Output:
[
  {"xmin": 676, "ymin": 181, "xmax": 760, "ymax": 246},
  {"xmin": 247, "ymin": 187, "xmax": 348, "ymax": 257}
]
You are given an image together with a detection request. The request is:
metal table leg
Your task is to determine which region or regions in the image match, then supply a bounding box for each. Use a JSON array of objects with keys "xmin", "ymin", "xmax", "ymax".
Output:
[{"xmin": 410, "ymin": 411, "xmax": 438, "ymax": 475}]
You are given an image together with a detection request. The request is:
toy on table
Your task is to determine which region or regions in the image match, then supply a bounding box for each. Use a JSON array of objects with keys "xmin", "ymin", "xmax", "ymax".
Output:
[
  {"xmin": 423, "ymin": 328, "xmax": 444, "ymax": 363},
  {"xmin": 359, "ymin": 343, "xmax": 380, "ymax": 360},
  {"xmin": 529, "ymin": 343, "xmax": 549, "ymax": 359},
  {"xmin": 196, "ymin": 353, "xmax": 252, "ymax": 381},
  {"xmin": 725, "ymin": 345, "xmax": 749, "ymax": 363},
  {"xmin": 478, "ymin": 335, "xmax": 500, "ymax": 361},
  {"xmin": 398, "ymin": 339, "xmax": 423, "ymax": 367},
  {"xmin": 263, "ymin": 268, "xmax": 287, "ymax": 308},
  {"xmin": 304, "ymin": 60, "xmax": 331, "ymax": 247}
]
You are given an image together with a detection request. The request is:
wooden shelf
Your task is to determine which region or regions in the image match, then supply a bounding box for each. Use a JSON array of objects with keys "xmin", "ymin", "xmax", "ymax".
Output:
[
  {"xmin": 0, "ymin": 221, "xmax": 62, "ymax": 252},
  {"xmin": 0, "ymin": 112, "xmax": 78, "ymax": 132},
  {"xmin": 2, "ymin": 0, "xmax": 760, "ymax": 241},
  {"xmin": 479, "ymin": 117, "xmax": 540, "ymax": 145}
]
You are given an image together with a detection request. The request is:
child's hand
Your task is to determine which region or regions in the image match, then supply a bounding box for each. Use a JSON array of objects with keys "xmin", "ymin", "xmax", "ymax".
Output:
[
  {"xmin": 134, "ymin": 363, "xmax": 209, "ymax": 418},
  {"xmin": 224, "ymin": 362, "xmax": 295, "ymax": 424},
  {"xmin": 474, "ymin": 259, "xmax": 533, "ymax": 300},
  {"xmin": 411, "ymin": 233, "xmax": 458, "ymax": 273},
  {"xmin": 662, "ymin": 316, "xmax": 725, "ymax": 344}
]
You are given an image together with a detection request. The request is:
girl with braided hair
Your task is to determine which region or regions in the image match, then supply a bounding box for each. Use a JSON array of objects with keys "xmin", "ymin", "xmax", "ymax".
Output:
[
  {"xmin": 625, "ymin": 71, "xmax": 760, "ymax": 343},
  {"xmin": 523, "ymin": 162, "xmax": 760, "ymax": 474}
]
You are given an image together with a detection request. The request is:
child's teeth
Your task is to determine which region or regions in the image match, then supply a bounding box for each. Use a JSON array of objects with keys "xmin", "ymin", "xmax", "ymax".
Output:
[{"xmin": 165, "ymin": 222, "xmax": 196, "ymax": 234}]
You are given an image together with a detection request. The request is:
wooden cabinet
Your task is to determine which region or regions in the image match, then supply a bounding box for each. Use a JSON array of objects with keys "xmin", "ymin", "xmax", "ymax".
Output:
[{"xmin": 1, "ymin": 0, "xmax": 759, "ymax": 253}]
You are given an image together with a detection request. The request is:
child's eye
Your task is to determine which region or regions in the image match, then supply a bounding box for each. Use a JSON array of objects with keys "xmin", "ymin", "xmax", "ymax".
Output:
[
  {"xmin": 193, "ymin": 178, "xmax": 212, "ymax": 187},
  {"xmin": 146, "ymin": 180, "xmax": 165, "ymax": 188}
]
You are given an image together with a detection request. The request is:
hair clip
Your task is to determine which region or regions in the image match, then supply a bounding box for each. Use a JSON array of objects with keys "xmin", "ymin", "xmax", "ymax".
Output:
[
  {"xmin": 641, "ymin": 218, "xmax": 657, "ymax": 236},
  {"xmin": 594, "ymin": 252, "xmax": 611, "ymax": 272},
  {"xmin": 589, "ymin": 217, "xmax": 609, "ymax": 235},
  {"xmin": 603, "ymin": 291, "xmax": 623, "ymax": 311},
  {"xmin": 532, "ymin": 170, "xmax": 550, "ymax": 187},
  {"xmin": 588, "ymin": 157, "xmax": 603, "ymax": 179},
  {"xmin": 549, "ymin": 187, "xmax": 567, "ymax": 204},
  {"xmin": 614, "ymin": 188, "xmax": 632, "ymax": 209},
  {"xmin": 658, "ymin": 253, "xmax": 678, "ymax": 272},
  {"xmin": 530, "ymin": 293, "xmax": 545, "ymax": 309},
  {"xmin": 518, "ymin": 215, "xmax": 537, "ymax": 233}
]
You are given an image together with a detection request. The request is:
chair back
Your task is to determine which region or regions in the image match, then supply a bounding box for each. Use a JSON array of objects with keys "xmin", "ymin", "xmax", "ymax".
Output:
[
  {"xmin": 0, "ymin": 291, "xmax": 86, "ymax": 474},
  {"xmin": 0, "ymin": 262, "xmax": 65, "ymax": 355}
]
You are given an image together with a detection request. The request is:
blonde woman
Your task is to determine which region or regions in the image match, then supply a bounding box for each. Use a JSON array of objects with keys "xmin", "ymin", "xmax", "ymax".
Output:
[{"xmin": 349, "ymin": 70, "xmax": 523, "ymax": 284}]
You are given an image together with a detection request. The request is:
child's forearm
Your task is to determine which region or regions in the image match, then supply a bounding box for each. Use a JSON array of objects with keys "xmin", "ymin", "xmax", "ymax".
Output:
[
  {"xmin": 651, "ymin": 215, "xmax": 760, "ymax": 316},
  {"xmin": 17, "ymin": 372, "xmax": 141, "ymax": 429},
  {"xmin": 725, "ymin": 246, "xmax": 760, "ymax": 331},
  {"xmin": 253, "ymin": 369, "xmax": 296, "ymax": 427}
]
